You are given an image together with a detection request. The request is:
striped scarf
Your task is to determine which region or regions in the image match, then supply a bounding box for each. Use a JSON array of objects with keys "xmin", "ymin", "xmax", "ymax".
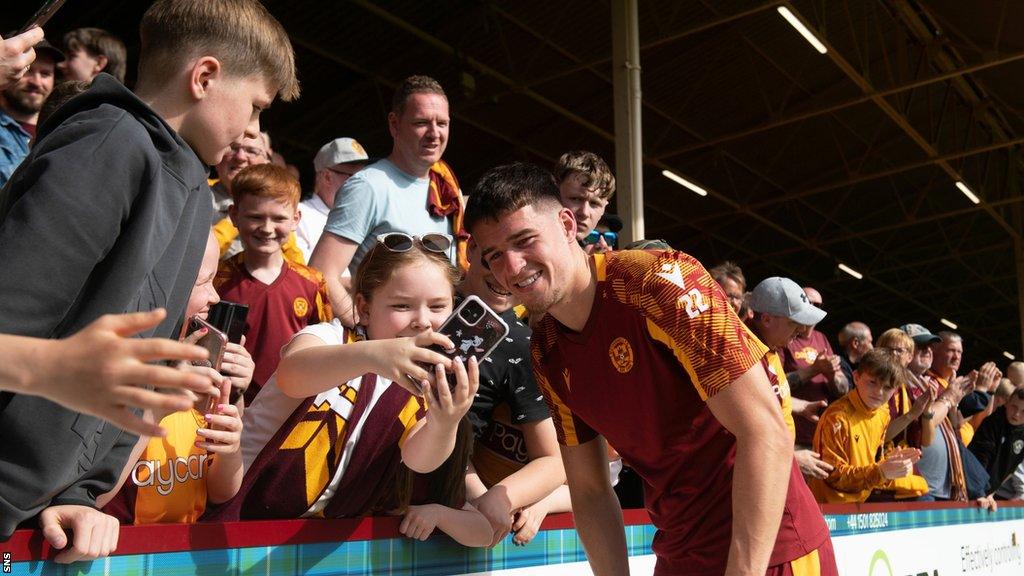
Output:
[
  {"xmin": 427, "ymin": 160, "xmax": 469, "ymax": 272},
  {"xmin": 912, "ymin": 372, "xmax": 968, "ymax": 501}
]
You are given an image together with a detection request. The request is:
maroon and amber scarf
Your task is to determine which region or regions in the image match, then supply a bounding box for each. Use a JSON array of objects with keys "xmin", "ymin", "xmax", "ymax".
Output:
[{"xmin": 428, "ymin": 160, "xmax": 469, "ymax": 272}]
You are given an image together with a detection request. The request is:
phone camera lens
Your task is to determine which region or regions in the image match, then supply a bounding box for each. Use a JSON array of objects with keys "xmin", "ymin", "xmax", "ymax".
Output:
[{"xmin": 460, "ymin": 300, "xmax": 484, "ymax": 324}]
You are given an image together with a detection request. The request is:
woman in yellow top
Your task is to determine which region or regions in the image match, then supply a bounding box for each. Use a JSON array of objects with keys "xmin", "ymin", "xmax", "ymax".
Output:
[{"xmin": 811, "ymin": 349, "xmax": 928, "ymax": 503}]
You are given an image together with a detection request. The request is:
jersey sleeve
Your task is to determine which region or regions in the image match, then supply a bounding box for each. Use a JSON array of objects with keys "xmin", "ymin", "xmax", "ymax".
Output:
[{"xmin": 635, "ymin": 251, "xmax": 768, "ymax": 401}]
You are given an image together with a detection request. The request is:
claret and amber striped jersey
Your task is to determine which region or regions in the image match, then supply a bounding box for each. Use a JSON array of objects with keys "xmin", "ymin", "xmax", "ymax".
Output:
[{"xmin": 531, "ymin": 250, "xmax": 829, "ymax": 575}]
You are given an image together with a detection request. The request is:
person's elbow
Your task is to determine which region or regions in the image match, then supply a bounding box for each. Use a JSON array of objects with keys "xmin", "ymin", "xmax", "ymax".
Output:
[{"xmin": 739, "ymin": 414, "xmax": 793, "ymax": 460}]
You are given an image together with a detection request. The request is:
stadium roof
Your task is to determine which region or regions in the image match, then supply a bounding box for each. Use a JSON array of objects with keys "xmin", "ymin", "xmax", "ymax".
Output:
[{"xmin": 9, "ymin": 0, "xmax": 1023, "ymax": 365}]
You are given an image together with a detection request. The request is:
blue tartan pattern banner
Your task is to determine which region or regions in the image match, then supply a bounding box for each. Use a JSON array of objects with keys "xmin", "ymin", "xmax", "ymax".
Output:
[{"xmin": 7, "ymin": 524, "xmax": 655, "ymax": 576}]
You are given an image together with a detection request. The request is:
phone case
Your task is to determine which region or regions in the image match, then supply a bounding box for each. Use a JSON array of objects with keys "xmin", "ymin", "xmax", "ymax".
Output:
[
  {"xmin": 433, "ymin": 295, "xmax": 510, "ymax": 365},
  {"xmin": 188, "ymin": 316, "xmax": 228, "ymax": 372}
]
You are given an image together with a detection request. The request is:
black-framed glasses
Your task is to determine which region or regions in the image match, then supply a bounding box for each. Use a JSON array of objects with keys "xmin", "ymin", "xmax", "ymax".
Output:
[{"xmin": 376, "ymin": 232, "xmax": 452, "ymax": 255}]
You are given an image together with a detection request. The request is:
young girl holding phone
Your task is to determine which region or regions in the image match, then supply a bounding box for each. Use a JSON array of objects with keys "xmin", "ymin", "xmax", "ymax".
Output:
[
  {"xmin": 227, "ymin": 233, "xmax": 490, "ymax": 545},
  {"xmin": 98, "ymin": 232, "xmax": 252, "ymax": 524}
]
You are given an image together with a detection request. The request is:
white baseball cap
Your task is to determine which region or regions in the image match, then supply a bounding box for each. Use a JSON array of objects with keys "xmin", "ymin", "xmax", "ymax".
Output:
[{"xmin": 313, "ymin": 137, "xmax": 370, "ymax": 172}]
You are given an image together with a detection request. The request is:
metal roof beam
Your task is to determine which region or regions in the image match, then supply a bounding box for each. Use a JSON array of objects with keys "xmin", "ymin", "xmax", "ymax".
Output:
[{"xmin": 652, "ymin": 49, "xmax": 1024, "ymax": 161}]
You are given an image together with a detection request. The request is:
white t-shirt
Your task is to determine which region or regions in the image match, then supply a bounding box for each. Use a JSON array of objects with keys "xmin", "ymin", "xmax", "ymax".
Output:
[
  {"xmin": 296, "ymin": 194, "xmax": 330, "ymax": 264},
  {"xmin": 240, "ymin": 319, "xmax": 394, "ymax": 516}
]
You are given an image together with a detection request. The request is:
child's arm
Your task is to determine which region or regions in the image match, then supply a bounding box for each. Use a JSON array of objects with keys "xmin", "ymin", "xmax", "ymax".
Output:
[
  {"xmin": 401, "ymin": 358, "xmax": 480, "ymax": 473},
  {"xmin": 465, "ymin": 461, "xmax": 489, "ymax": 501},
  {"xmin": 276, "ymin": 331, "xmax": 455, "ymax": 399},
  {"xmin": 199, "ymin": 380, "xmax": 244, "ymax": 504},
  {"xmin": 511, "ymin": 484, "xmax": 573, "ymax": 545},
  {"xmin": 473, "ymin": 418, "xmax": 565, "ymax": 544},
  {"xmin": 400, "ymin": 503, "xmax": 493, "ymax": 547}
]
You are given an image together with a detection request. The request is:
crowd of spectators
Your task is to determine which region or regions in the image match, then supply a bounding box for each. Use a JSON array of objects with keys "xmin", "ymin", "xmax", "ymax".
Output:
[{"xmin": 0, "ymin": 1, "xmax": 1021, "ymax": 570}]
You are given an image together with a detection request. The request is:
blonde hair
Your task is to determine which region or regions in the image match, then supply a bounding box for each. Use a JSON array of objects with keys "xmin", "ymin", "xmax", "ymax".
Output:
[
  {"xmin": 876, "ymin": 328, "xmax": 914, "ymax": 354},
  {"xmin": 139, "ymin": 0, "xmax": 300, "ymax": 101}
]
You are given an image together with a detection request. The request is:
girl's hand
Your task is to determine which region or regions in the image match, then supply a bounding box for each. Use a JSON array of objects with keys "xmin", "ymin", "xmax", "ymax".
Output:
[
  {"xmin": 367, "ymin": 332, "xmax": 455, "ymax": 396},
  {"xmin": 220, "ymin": 338, "xmax": 254, "ymax": 395},
  {"xmin": 400, "ymin": 504, "xmax": 443, "ymax": 541},
  {"xmin": 195, "ymin": 379, "xmax": 243, "ymax": 454},
  {"xmin": 421, "ymin": 356, "xmax": 479, "ymax": 430}
]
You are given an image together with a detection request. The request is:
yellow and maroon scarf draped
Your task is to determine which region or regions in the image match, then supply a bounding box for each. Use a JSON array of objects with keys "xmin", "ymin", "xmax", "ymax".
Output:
[
  {"xmin": 205, "ymin": 373, "xmax": 380, "ymax": 521},
  {"xmin": 918, "ymin": 372, "xmax": 969, "ymax": 502},
  {"xmin": 427, "ymin": 160, "xmax": 469, "ymax": 272}
]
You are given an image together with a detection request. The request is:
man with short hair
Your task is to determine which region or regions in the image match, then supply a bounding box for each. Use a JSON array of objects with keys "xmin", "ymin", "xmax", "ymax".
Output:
[
  {"xmin": 311, "ymin": 75, "xmax": 457, "ymax": 326},
  {"xmin": 294, "ymin": 137, "xmax": 371, "ymax": 262},
  {"xmin": 465, "ymin": 162, "xmax": 835, "ymax": 576},
  {"xmin": 0, "ymin": 37, "xmax": 62, "ymax": 186},
  {"xmin": 58, "ymin": 28, "xmax": 127, "ymax": 83},
  {"xmin": 709, "ymin": 261, "xmax": 745, "ymax": 315},
  {"xmin": 555, "ymin": 150, "xmax": 615, "ymax": 243},
  {"xmin": 837, "ymin": 321, "xmax": 873, "ymax": 386},
  {"xmin": 782, "ymin": 287, "xmax": 849, "ymax": 448},
  {"xmin": 211, "ymin": 129, "xmax": 272, "ymax": 217},
  {"xmin": 902, "ymin": 324, "xmax": 970, "ymax": 501}
]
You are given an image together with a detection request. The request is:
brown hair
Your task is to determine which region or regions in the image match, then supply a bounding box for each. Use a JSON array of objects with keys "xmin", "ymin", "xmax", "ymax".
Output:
[
  {"xmin": 230, "ymin": 164, "xmax": 300, "ymax": 208},
  {"xmin": 138, "ymin": 0, "xmax": 300, "ymax": 101},
  {"xmin": 354, "ymin": 241, "xmax": 461, "ymax": 306},
  {"xmin": 555, "ymin": 151, "xmax": 616, "ymax": 200},
  {"xmin": 709, "ymin": 261, "xmax": 746, "ymax": 292},
  {"xmin": 38, "ymin": 80, "xmax": 91, "ymax": 129},
  {"xmin": 63, "ymin": 27, "xmax": 128, "ymax": 83},
  {"xmin": 373, "ymin": 417, "xmax": 473, "ymax": 515},
  {"xmin": 857, "ymin": 348, "xmax": 904, "ymax": 390},
  {"xmin": 391, "ymin": 75, "xmax": 446, "ymax": 117}
]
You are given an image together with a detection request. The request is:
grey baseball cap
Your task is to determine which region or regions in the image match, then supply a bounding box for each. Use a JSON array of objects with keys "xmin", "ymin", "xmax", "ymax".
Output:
[
  {"xmin": 313, "ymin": 137, "xmax": 370, "ymax": 171},
  {"xmin": 749, "ymin": 277, "xmax": 826, "ymax": 326},
  {"xmin": 900, "ymin": 323, "xmax": 942, "ymax": 346}
]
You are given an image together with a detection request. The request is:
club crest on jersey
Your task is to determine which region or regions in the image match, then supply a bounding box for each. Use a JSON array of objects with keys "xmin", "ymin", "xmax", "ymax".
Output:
[
  {"xmin": 1014, "ymin": 440, "xmax": 1023, "ymax": 455},
  {"xmin": 609, "ymin": 337, "xmax": 634, "ymax": 374},
  {"xmin": 293, "ymin": 297, "xmax": 309, "ymax": 318}
]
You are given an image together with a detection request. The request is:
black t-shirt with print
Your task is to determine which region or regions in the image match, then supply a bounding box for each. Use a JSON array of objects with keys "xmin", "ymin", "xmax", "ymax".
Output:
[{"xmin": 468, "ymin": 306, "xmax": 551, "ymax": 438}]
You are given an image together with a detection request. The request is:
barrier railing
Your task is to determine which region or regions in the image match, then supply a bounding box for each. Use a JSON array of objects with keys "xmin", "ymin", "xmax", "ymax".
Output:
[{"xmin": 3, "ymin": 503, "xmax": 1023, "ymax": 575}]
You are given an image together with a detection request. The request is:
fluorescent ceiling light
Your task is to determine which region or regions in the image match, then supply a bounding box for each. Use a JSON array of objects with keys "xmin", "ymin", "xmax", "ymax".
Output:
[
  {"xmin": 939, "ymin": 318, "xmax": 958, "ymax": 330},
  {"xmin": 777, "ymin": 6, "xmax": 827, "ymax": 54},
  {"xmin": 837, "ymin": 263, "xmax": 863, "ymax": 280},
  {"xmin": 1004, "ymin": 351, "xmax": 1016, "ymax": 361},
  {"xmin": 662, "ymin": 170, "xmax": 708, "ymax": 197},
  {"xmin": 955, "ymin": 181, "xmax": 980, "ymax": 204}
]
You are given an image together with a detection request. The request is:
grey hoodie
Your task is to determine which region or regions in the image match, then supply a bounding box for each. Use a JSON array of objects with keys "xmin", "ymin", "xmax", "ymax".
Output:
[{"xmin": 0, "ymin": 73, "xmax": 212, "ymax": 539}]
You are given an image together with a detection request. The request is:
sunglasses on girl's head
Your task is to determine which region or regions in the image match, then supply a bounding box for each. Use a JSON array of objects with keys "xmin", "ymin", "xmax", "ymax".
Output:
[
  {"xmin": 583, "ymin": 230, "xmax": 618, "ymax": 246},
  {"xmin": 376, "ymin": 232, "xmax": 453, "ymax": 255}
]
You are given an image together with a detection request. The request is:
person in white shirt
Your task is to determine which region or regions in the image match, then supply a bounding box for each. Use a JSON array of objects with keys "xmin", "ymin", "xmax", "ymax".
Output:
[{"xmin": 295, "ymin": 137, "xmax": 371, "ymax": 262}]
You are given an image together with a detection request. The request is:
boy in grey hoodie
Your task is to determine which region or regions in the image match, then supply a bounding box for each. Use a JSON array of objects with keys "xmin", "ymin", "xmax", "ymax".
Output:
[{"xmin": 0, "ymin": 0, "xmax": 298, "ymax": 563}]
